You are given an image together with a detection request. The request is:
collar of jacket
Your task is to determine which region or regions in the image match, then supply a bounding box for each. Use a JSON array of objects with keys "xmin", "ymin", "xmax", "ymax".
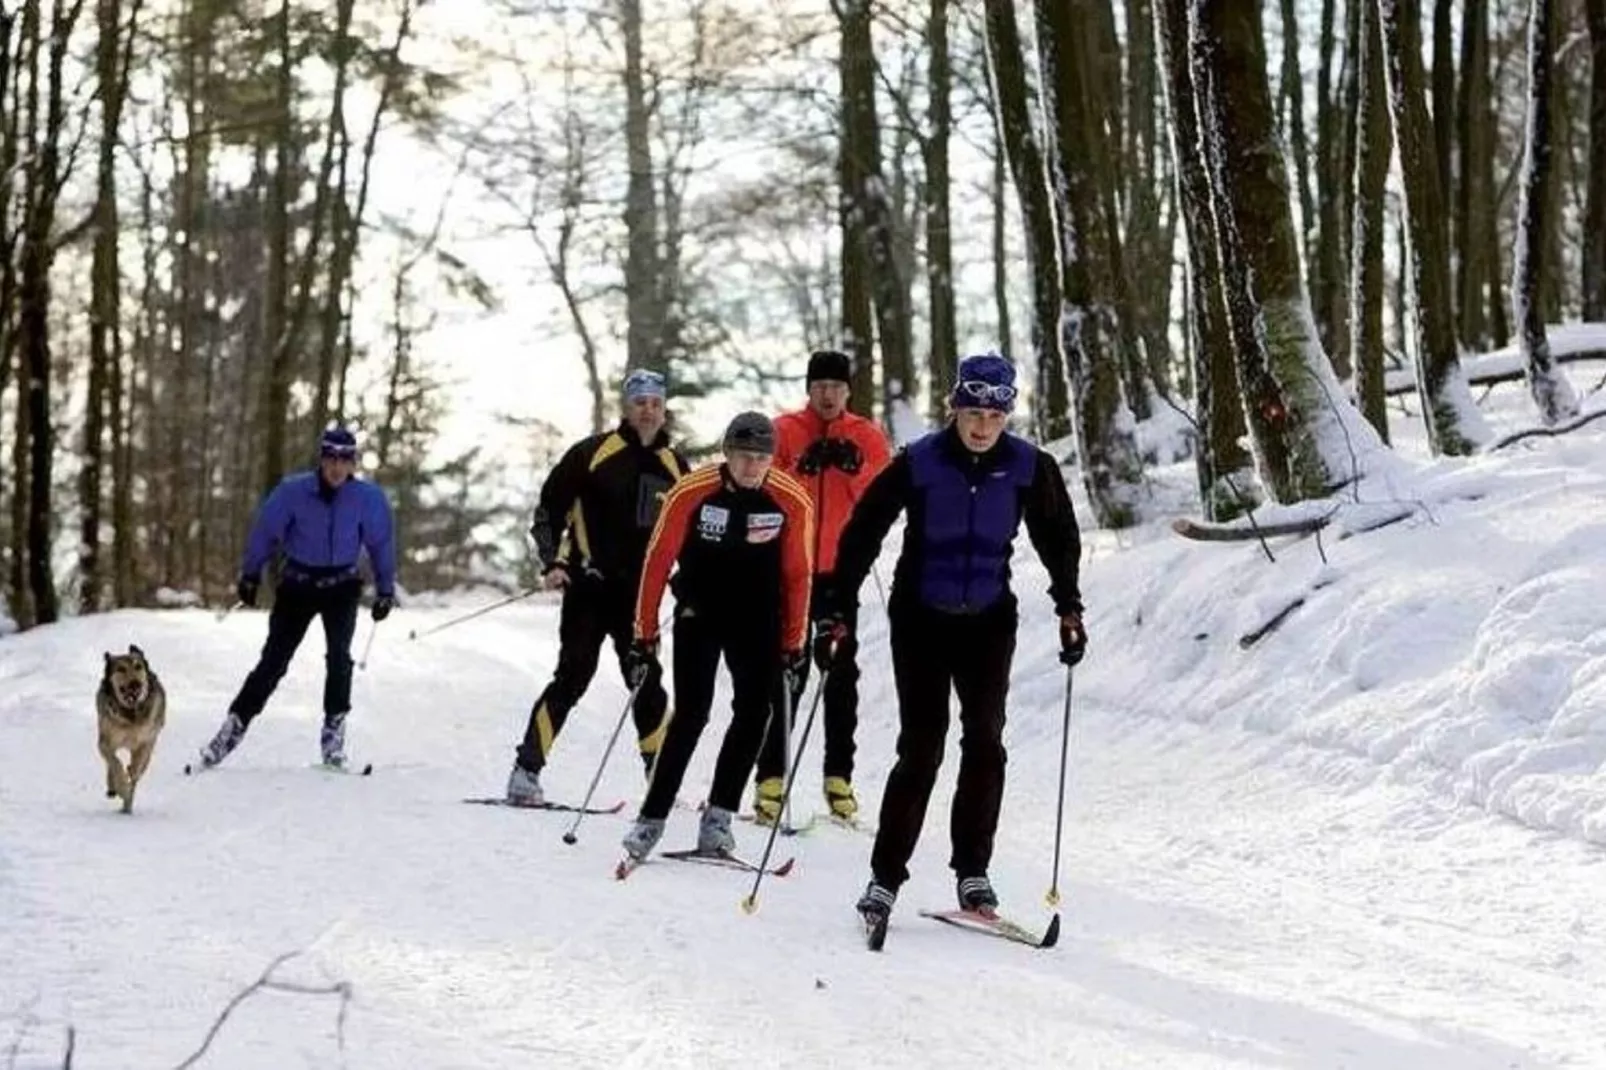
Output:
[
  {"xmin": 938, "ymin": 422, "xmax": 1011, "ymax": 469},
  {"xmin": 615, "ymin": 420, "xmax": 672, "ymax": 452}
]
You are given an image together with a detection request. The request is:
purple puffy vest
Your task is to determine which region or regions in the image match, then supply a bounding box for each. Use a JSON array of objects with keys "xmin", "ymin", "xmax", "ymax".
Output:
[{"xmin": 905, "ymin": 431, "xmax": 1037, "ymax": 612}]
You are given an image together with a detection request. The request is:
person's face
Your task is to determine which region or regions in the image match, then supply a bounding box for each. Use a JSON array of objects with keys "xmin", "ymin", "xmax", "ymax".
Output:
[
  {"xmin": 808, "ymin": 380, "xmax": 850, "ymax": 422},
  {"xmin": 320, "ymin": 453, "xmax": 356, "ymax": 486},
  {"xmin": 624, "ymin": 395, "xmax": 666, "ymax": 441},
  {"xmin": 954, "ymin": 408, "xmax": 1008, "ymax": 452},
  {"xmin": 726, "ymin": 449, "xmax": 773, "ymax": 488}
]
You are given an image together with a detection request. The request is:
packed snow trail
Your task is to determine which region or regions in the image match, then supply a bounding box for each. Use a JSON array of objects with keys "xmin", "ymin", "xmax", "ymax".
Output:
[{"xmin": 2, "ymin": 591, "xmax": 1601, "ymax": 1069}]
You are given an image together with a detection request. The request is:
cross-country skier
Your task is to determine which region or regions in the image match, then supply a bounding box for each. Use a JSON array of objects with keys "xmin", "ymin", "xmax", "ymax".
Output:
[
  {"xmin": 196, "ymin": 427, "xmax": 397, "ymax": 770},
  {"xmin": 750, "ymin": 349, "xmax": 891, "ymax": 826},
  {"xmin": 818, "ymin": 353, "xmax": 1087, "ymax": 928},
  {"xmin": 503, "ymin": 369, "xmax": 689, "ymax": 805},
  {"xmin": 619, "ymin": 412, "xmax": 814, "ymax": 863}
]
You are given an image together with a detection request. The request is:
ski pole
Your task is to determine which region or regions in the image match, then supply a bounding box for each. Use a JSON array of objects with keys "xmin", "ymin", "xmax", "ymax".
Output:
[
  {"xmin": 356, "ymin": 619, "xmax": 379, "ymax": 672},
  {"xmin": 741, "ymin": 667, "xmax": 828, "ymax": 914},
  {"xmin": 562, "ymin": 678, "xmax": 645, "ymax": 846},
  {"xmin": 405, "ymin": 587, "xmax": 539, "ymax": 642},
  {"xmin": 1046, "ymin": 667, "xmax": 1074, "ymax": 909}
]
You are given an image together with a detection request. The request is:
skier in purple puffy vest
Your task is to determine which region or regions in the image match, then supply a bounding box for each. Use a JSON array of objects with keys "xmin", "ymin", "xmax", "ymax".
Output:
[{"xmin": 817, "ymin": 353, "xmax": 1088, "ymax": 928}]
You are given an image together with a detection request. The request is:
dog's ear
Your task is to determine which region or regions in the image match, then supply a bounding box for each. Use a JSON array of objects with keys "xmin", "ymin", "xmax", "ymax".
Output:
[
  {"xmin": 128, "ymin": 643, "xmax": 144, "ymax": 659},
  {"xmin": 104, "ymin": 652, "xmax": 114, "ymax": 667}
]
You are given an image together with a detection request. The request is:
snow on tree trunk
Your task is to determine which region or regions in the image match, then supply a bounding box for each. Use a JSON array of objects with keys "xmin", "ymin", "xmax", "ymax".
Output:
[
  {"xmin": 1512, "ymin": 0, "xmax": 1582, "ymax": 426},
  {"xmin": 1189, "ymin": 0, "xmax": 1385, "ymax": 504},
  {"xmin": 1038, "ymin": 0, "xmax": 1145, "ymax": 527},
  {"xmin": 1155, "ymin": 0, "xmax": 1257, "ymax": 519},
  {"xmin": 1349, "ymin": 0, "xmax": 1391, "ymax": 441},
  {"xmin": 1377, "ymin": 0, "xmax": 1489, "ymax": 455}
]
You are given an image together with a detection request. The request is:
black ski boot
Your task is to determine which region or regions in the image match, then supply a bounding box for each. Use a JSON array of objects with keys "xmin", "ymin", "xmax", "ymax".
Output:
[
  {"xmin": 857, "ymin": 880, "xmax": 896, "ymax": 951},
  {"xmin": 957, "ymin": 874, "xmax": 999, "ymax": 917}
]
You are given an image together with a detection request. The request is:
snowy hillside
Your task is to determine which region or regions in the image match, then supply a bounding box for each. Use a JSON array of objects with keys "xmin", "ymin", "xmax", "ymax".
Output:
[{"xmin": 4, "ymin": 384, "xmax": 1606, "ymax": 1068}]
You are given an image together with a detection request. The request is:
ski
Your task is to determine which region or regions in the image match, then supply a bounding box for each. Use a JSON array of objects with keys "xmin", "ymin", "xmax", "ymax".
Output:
[
  {"xmin": 312, "ymin": 761, "xmax": 373, "ymax": 776},
  {"xmin": 917, "ymin": 908, "xmax": 1060, "ymax": 949},
  {"xmin": 615, "ymin": 848, "xmax": 796, "ymax": 881},
  {"xmin": 463, "ymin": 797, "xmax": 626, "ymax": 815},
  {"xmin": 739, "ymin": 812, "xmax": 818, "ymax": 837}
]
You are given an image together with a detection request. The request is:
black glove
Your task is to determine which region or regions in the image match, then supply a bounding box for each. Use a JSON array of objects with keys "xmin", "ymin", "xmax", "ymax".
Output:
[
  {"xmin": 624, "ymin": 638, "xmax": 660, "ymax": 689},
  {"xmin": 372, "ymin": 594, "xmax": 396, "ymax": 622},
  {"xmin": 826, "ymin": 437, "xmax": 863, "ymax": 474},
  {"xmin": 797, "ymin": 438, "xmax": 830, "ymax": 476},
  {"xmin": 236, "ymin": 576, "xmax": 259, "ymax": 608},
  {"xmin": 1059, "ymin": 614, "xmax": 1087, "ymax": 667},
  {"xmin": 782, "ymin": 648, "xmax": 810, "ymax": 689},
  {"xmin": 812, "ymin": 613, "xmax": 849, "ymax": 671}
]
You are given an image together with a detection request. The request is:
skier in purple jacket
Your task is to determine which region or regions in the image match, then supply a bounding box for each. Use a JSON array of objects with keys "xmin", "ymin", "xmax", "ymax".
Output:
[
  {"xmin": 195, "ymin": 427, "xmax": 397, "ymax": 770},
  {"xmin": 818, "ymin": 353, "xmax": 1088, "ymax": 928}
]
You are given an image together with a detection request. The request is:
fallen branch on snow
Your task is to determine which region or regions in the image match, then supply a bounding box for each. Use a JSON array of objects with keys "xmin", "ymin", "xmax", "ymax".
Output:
[
  {"xmin": 1484, "ymin": 406, "xmax": 1606, "ymax": 453},
  {"xmin": 172, "ymin": 950, "xmax": 353, "ymax": 1069}
]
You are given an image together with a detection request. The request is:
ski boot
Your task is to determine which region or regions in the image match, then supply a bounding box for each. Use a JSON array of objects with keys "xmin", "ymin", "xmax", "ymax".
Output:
[
  {"xmin": 750, "ymin": 776, "xmax": 784, "ymax": 826},
  {"xmin": 823, "ymin": 776, "xmax": 859, "ymax": 822},
  {"xmin": 320, "ymin": 712, "xmax": 348, "ymax": 768},
  {"xmin": 698, "ymin": 805, "xmax": 737, "ymax": 855},
  {"xmin": 621, "ymin": 816, "xmax": 666, "ymax": 862},
  {"xmin": 504, "ymin": 763, "xmax": 544, "ymax": 807},
  {"xmin": 195, "ymin": 712, "xmax": 247, "ymax": 769},
  {"xmin": 857, "ymin": 879, "xmax": 897, "ymax": 950},
  {"xmin": 957, "ymin": 874, "xmax": 1000, "ymax": 918}
]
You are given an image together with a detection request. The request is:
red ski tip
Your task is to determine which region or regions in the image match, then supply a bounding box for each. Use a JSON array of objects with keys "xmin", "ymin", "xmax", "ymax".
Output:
[{"xmin": 773, "ymin": 857, "xmax": 796, "ymax": 877}]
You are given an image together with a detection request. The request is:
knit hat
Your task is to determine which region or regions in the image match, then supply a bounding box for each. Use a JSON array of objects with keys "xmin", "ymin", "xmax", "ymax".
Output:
[
  {"xmin": 622, "ymin": 367, "xmax": 667, "ymax": 402},
  {"xmin": 320, "ymin": 426, "xmax": 358, "ymax": 459},
  {"xmin": 950, "ymin": 353, "xmax": 1017, "ymax": 412},
  {"xmin": 723, "ymin": 411, "xmax": 776, "ymax": 455},
  {"xmin": 806, "ymin": 349, "xmax": 853, "ymax": 386}
]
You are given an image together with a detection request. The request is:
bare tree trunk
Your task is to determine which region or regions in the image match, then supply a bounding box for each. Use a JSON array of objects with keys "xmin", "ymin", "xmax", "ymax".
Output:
[
  {"xmin": 924, "ymin": 0, "xmax": 956, "ymax": 424},
  {"xmin": 620, "ymin": 0, "xmax": 663, "ymax": 374},
  {"xmin": 1458, "ymin": 0, "xmax": 1492, "ymax": 346},
  {"xmin": 983, "ymin": 0, "xmax": 1070, "ymax": 442},
  {"xmin": 1039, "ymin": 0, "xmax": 1145, "ymax": 525},
  {"xmin": 0, "ymin": 4, "xmax": 16, "ymax": 611},
  {"xmin": 986, "ymin": 69, "xmax": 1011, "ymax": 363},
  {"xmin": 1279, "ymin": 0, "xmax": 1317, "ymax": 267},
  {"xmin": 1379, "ymin": 0, "xmax": 1485, "ymax": 454},
  {"xmin": 1350, "ymin": 0, "xmax": 1392, "ymax": 441},
  {"xmin": 1190, "ymin": 0, "xmax": 1376, "ymax": 501},
  {"xmin": 1513, "ymin": 0, "xmax": 1581, "ymax": 423},
  {"xmin": 1586, "ymin": 0, "xmax": 1606, "ymax": 318},
  {"xmin": 836, "ymin": 13, "xmax": 874, "ymax": 419},
  {"xmin": 1316, "ymin": 0, "xmax": 1350, "ymax": 374},
  {"xmin": 259, "ymin": 0, "xmax": 296, "ymax": 493},
  {"xmin": 1156, "ymin": 0, "xmax": 1254, "ymax": 519},
  {"xmin": 7, "ymin": 0, "xmax": 38, "ymax": 627},
  {"xmin": 1431, "ymin": 0, "xmax": 1455, "ymax": 246}
]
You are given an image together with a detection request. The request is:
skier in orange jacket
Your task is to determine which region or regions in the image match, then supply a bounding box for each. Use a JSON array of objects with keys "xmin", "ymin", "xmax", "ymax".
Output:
[{"xmin": 752, "ymin": 349, "xmax": 892, "ymax": 825}]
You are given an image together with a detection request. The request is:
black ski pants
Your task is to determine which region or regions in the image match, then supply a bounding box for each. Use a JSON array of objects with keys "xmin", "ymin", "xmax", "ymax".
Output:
[
  {"xmin": 639, "ymin": 608, "xmax": 782, "ymax": 821},
  {"xmin": 230, "ymin": 578, "xmax": 361, "ymax": 725},
  {"xmin": 516, "ymin": 576, "xmax": 669, "ymax": 775},
  {"xmin": 871, "ymin": 597, "xmax": 1017, "ymax": 890},
  {"xmin": 756, "ymin": 574, "xmax": 860, "ymax": 783}
]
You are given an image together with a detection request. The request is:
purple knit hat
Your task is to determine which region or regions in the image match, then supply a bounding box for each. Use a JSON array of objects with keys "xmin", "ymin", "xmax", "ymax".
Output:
[{"xmin": 950, "ymin": 353, "xmax": 1017, "ymax": 412}]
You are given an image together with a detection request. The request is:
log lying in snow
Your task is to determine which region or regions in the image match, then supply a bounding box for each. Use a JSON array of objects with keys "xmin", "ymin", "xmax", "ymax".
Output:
[
  {"xmin": 1485, "ymin": 406, "xmax": 1606, "ymax": 452},
  {"xmin": 1383, "ymin": 322, "xmax": 1606, "ymax": 397},
  {"xmin": 1171, "ymin": 502, "xmax": 1417, "ymax": 543}
]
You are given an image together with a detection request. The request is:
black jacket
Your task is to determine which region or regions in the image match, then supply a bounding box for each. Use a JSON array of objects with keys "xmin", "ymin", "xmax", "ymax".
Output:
[
  {"xmin": 828, "ymin": 425, "xmax": 1084, "ymax": 618},
  {"xmin": 531, "ymin": 424, "xmax": 689, "ymax": 587}
]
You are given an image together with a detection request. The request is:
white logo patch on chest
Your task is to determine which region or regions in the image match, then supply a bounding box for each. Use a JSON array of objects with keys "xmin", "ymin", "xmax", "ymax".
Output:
[
  {"xmin": 746, "ymin": 511, "xmax": 784, "ymax": 543},
  {"xmin": 698, "ymin": 504, "xmax": 730, "ymax": 541}
]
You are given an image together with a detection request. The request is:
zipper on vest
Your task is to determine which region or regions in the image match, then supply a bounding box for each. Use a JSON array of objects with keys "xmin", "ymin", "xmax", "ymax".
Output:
[{"xmin": 962, "ymin": 481, "xmax": 978, "ymax": 609}]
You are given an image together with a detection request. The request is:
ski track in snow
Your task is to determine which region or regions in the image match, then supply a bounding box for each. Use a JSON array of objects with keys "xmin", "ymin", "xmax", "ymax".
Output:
[{"xmin": 4, "ymin": 396, "xmax": 1606, "ymax": 1068}]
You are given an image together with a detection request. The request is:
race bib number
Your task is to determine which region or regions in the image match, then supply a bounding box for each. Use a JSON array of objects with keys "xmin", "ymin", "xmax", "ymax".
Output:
[{"xmin": 698, "ymin": 504, "xmax": 731, "ymax": 541}]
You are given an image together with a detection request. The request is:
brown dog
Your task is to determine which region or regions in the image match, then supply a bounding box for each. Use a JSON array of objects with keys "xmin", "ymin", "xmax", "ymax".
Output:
[{"xmin": 96, "ymin": 645, "xmax": 167, "ymax": 813}]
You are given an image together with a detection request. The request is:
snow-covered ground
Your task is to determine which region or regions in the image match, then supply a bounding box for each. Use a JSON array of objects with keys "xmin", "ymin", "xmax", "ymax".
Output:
[{"xmin": 3, "ymin": 366, "xmax": 1605, "ymax": 1069}]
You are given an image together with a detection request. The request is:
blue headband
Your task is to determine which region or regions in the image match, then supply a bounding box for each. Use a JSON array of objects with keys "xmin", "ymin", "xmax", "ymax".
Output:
[{"xmin": 623, "ymin": 368, "xmax": 667, "ymax": 401}]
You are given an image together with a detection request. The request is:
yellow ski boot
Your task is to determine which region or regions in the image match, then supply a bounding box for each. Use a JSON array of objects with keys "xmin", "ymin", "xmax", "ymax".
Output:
[
  {"xmin": 751, "ymin": 776, "xmax": 784, "ymax": 826},
  {"xmin": 824, "ymin": 776, "xmax": 859, "ymax": 825}
]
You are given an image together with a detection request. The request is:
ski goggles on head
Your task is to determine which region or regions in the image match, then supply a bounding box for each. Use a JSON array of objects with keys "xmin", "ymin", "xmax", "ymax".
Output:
[
  {"xmin": 955, "ymin": 379, "xmax": 1018, "ymax": 405},
  {"xmin": 623, "ymin": 368, "xmax": 667, "ymax": 401}
]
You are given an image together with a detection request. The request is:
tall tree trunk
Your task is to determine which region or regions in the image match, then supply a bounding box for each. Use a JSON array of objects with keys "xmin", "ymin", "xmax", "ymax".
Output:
[
  {"xmin": 836, "ymin": 16, "xmax": 874, "ymax": 419},
  {"xmin": 1278, "ymin": 0, "xmax": 1317, "ymax": 262},
  {"xmin": 1514, "ymin": 0, "xmax": 1581, "ymax": 424},
  {"xmin": 1317, "ymin": 0, "xmax": 1350, "ymax": 375},
  {"xmin": 924, "ymin": 0, "xmax": 956, "ymax": 425},
  {"xmin": 621, "ymin": 0, "xmax": 663, "ymax": 374},
  {"xmin": 1458, "ymin": 0, "xmax": 1492, "ymax": 346},
  {"xmin": 1190, "ymin": 0, "xmax": 1378, "ymax": 502},
  {"xmin": 1039, "ymin": 0, "xmax": 1144, "ymax": 526},
  {"xmin": 1586, "ymin": 0, "xmax": 1606, "ymax": 318},
  {"xmin": 0, "ymin": 3, "xmax": 16, "ymax": 614},
  {"xmin": 8, "ymin": 0, "xmax": 40, "ymax": 627},
  {"xmin": 1431, "ymin": 0, "xmax": 1455, "ymax": 249},
  {"xmin": 837, "ymin": 0, "xmax": 914, "ymax": 435},
  {"xmin": 1350, "ymin": 0, "xmax": 1392, "ymax": 441},
  {"xmin": 1155, "ymin": 0, "xmax": 1254, "ymax": 518},
  {"xmin": 982, "ymin": 0, "xmax": 1071, "ymax": 443},
  {"xmin": 1379, "ymin": 0, "xmax": 1485, "ymax": 455},
  {"xmin": 259, "ymin": 0, "xmax": 296, "ymax": 494},
  {"xmin": 81, "ymin": 0, "xmax": 138, "ymax": 613},
  {"xmin": 987, "ymin": 69, "xmax": 1011, "ymax": 365}
]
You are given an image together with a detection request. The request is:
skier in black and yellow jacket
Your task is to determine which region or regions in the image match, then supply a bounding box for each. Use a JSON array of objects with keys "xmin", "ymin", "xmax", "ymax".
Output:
[{"xmin": 504, "ymin": 369, "xmax": 690, "ymax": 806}]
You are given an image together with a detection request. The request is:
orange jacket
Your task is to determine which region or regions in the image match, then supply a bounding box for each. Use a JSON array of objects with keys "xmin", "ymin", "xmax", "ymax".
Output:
[
  {"xmin": 773, "ymin": 407, "xmax": 892, "ymax": 575},
  {"xmin": 634, "ymin": 465, "xmax": 814, "ymax": 653}
]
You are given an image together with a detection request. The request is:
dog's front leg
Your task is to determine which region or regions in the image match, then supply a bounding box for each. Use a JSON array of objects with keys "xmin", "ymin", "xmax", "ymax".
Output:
[
  {"xmin": 98, "ymin": 734, "xmax": 130, "ymax": 806},
  {"xmin": 124, "ymin": 740, "xmax": 156, "ymax": 813}
]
